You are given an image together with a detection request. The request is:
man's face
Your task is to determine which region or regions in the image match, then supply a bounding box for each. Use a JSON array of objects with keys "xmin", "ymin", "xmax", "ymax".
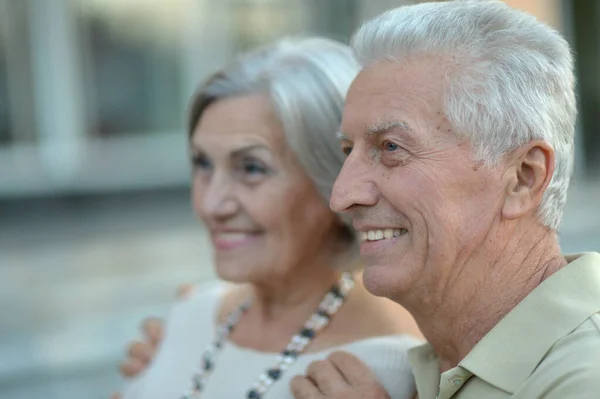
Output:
[{"xmin": 331, "ymin": 58, "xmax": 508, "ymax": 303}]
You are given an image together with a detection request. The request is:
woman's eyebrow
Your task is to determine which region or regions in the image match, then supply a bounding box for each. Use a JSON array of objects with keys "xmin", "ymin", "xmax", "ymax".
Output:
[{"xmin": 230, "ymin": 144, "xmax": 271, "ymax": 158}]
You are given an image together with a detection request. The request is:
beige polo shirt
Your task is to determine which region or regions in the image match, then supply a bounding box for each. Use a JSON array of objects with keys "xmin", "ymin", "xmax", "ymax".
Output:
[{"xmin": 408, "ymin": 252, "xmax": 600, "ymax": 399}]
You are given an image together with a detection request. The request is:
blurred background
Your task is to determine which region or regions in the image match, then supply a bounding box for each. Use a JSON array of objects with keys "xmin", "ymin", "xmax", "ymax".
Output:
[{"xmin": 0, "ymin": 0, "xmax": 598, "ymax": 398}]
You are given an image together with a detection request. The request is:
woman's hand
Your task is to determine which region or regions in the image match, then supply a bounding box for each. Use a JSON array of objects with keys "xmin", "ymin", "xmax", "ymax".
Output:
[
  {"xmin": 110, "ymin": 284, "xmax": 196, "ymax": 399},
  {"xmin": 119, "ymin": 317, "xmax": 164, "ymax": 378},
  {"xmin": 109, "ymin": 318, "xmax": 163, "ymax": 399},
  {"xmin": 119, "ymin": 284, "xmax": 196, "ymax": 378}
]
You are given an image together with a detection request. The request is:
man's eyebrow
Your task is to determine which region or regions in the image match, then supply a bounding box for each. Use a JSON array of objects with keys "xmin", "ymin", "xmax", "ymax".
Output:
[
  {"xmin": 367, "ymin": 120, "xmax": 412, "ymax": 136},
  {"xmin": 366, "ymin": 120, "xmax": 418, "ymax": 145},
  {"xmin": 337, "ymin": 121, "xmax": 416, "ymax": 143}
]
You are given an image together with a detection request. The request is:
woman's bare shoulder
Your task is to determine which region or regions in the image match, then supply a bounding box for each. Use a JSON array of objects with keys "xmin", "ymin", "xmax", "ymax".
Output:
[
  {"xmin": 310, "ymin": 280, "xmax": 423, "ymax": 351},
  {"xmin": 212, "ymin": 283, "xmax": 252, "ymax": 323}
]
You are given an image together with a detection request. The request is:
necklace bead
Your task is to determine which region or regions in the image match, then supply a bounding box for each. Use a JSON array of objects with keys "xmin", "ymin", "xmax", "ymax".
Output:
[{"xmin": 180, "ymin": 273, "xmax": 354, "ymax": 398}]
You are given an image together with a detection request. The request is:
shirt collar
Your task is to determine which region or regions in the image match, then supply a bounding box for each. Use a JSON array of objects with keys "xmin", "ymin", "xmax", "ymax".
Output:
[
  {"xmin": 409, "ymin": 252, "xmax": 600, "ymax": 395},
  {"xmin": 460, "ymin": 252, "xmax": 600, "ymax": 392}
]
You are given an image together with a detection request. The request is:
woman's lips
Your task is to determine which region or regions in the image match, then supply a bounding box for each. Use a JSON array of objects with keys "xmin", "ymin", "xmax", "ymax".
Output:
[{"xmin": 212, "ymin": 232, "xmax": 261, "ymax": 251}]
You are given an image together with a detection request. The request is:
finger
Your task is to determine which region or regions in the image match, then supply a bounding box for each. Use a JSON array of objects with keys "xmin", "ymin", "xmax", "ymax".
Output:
[
  {"xmin": 328, "ymin": 351, "xmax": 377, "ymax": 385},
  {"xmin": 110, "ymin": 394, "xmax": 121, "ymax": 399},
  {"xmin": 305, "ymin": 360, "xmax": 348, "ymax": 394},
  {"xmin": 127, "ymin": 341, "xmax": 155, "ymax": 364},
  {"xmin": 177, "ymin": 283, "xmax": 197, "ymax": 299},
  {"xmin": 119, "ymin": 357, "xmax": 145, "ymax": 378},
  {"xmin": 142, "ymin": 318, "xmax": 164, "ymax": 347},
  {"xmin": 290, "ymin": 375, "xmax": 325, "ymax": 399}
]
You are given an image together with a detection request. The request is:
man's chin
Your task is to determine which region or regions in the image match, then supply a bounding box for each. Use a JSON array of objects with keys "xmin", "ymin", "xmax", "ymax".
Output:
[
  {"xmin": 361, "ymin": 263, "xmax": 394, "ymax": 297},
  {"xmin": 361, "ymin": 261, "xmax": 414, "ymax": 300}
]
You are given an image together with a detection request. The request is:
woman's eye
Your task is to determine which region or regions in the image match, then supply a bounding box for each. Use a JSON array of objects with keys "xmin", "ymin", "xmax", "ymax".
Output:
[
  {"xmin": 242, "ymin": 160, "xmax": 267, "ymax": 175},
  {"xmin": 192, "ymin": 155, "xmax": 212, "ymax": 170}
]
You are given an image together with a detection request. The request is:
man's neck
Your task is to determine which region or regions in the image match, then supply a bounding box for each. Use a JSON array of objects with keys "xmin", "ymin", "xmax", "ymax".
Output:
[{"xmin": 412, "ymin": 225, "xmax": 566, "ymax": 371}]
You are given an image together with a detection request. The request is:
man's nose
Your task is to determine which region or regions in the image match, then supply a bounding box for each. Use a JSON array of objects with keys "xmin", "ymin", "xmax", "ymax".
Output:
[{"xmin": 330, "ymin": 150, "xmax": 378, "ymax": 214}]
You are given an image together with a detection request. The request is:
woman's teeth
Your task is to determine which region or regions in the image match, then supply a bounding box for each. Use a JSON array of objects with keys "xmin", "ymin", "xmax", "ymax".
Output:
[{"xmin": 216, "ymin": 232, "xmax": 252, "ymax": 241}]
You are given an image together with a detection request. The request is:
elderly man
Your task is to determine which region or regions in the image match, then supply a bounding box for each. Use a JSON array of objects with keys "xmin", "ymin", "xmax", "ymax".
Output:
[{"xmin": 290, "ymin": 1, "xmax": 600, "ymax": 399}]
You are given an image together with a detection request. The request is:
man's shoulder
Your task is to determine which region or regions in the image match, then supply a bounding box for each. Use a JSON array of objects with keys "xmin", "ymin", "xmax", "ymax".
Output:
[
  {"xmin": 522, "ymin": 313, "xmax": 600, "ymax": 397},
  {"xmin": 545, "ymin": 312, "xmax": 600, "ymax": 365}
]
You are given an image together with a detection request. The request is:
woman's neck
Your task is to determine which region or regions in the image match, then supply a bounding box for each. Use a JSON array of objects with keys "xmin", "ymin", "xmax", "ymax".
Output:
[
  {"xmin": 226, "ymin": 262, "xmax": 343, "ymax": 352},
  {"xmin": 250, "ymin": 266, "xmax": 341, "ymax": 322}
]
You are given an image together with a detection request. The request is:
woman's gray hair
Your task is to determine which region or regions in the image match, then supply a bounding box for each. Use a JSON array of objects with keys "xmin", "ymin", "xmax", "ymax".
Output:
[
  {"xmin": 352, "ymin": 0, "xmax": 577, "ymax": 230},
  {"xmin": 188, "ymin": 37, "xmax": 361, "ymax": 263}
]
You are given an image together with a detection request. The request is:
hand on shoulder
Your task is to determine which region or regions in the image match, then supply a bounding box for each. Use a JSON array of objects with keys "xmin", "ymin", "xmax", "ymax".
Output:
[{"xmin": 291, "ymin": 351, "xmax": 391, "ymax": 399}]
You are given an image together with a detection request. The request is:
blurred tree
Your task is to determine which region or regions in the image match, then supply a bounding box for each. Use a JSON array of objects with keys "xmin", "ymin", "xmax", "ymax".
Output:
[{"xmin": 571, "ymin": 0, "xmax": 600, "ymax": 176}]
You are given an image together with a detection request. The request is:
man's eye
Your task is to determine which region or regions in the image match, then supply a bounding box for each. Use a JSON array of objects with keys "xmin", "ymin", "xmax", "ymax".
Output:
[
  {"xmin": 383, "ymin": 140, "xmax": 399, "ymax": 151},
  {"xmin": 342, "ymin": 146, "xmax": 353, "ymax": 156}
]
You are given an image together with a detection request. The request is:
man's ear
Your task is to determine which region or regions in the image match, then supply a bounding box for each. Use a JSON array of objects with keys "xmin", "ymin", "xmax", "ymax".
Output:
[{"xmin": 502, "ymin": 140, "xmax": 555, "ymax": 221}]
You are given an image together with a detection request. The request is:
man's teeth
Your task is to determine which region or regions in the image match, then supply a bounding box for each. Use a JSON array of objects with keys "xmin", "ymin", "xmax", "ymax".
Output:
[{"xmin": 360, "ymin": 228, "xmax": 407, "ymax": 242}]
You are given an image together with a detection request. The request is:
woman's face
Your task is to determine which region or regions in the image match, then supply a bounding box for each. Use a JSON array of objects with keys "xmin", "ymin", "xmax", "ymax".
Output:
[{"xmin": 191, "ymin": 94, "xmax": 338, "ymax": 283}]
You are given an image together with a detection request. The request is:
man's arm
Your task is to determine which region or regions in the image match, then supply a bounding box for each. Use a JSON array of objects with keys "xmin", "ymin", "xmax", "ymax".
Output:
[{"xmin": 291, "ymin": 352, "xmax": 391, "ymax": 399}]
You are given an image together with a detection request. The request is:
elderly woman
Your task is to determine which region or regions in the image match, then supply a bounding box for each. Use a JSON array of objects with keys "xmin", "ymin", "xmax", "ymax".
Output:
[{"xmin": 117, "ymin": 37, "xmax": 422, "ymax": 399}]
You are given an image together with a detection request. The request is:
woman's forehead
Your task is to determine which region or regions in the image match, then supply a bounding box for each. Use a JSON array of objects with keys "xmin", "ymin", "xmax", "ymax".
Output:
[{"xmin": 192, "ymin": 96, "xmax": 287, "ymax": 152}]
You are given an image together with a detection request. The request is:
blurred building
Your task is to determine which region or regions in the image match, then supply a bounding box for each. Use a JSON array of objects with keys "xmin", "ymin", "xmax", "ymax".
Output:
[
  {"xmin": 0, "ymin": 0, "xmax": 597, "ymax": 199},
  {"xmin": 0, "ymin": 1, "xmax": 598, "ymax": 399}
]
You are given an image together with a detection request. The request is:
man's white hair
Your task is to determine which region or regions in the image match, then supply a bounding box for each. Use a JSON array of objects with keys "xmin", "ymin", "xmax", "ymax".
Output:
[{"xmin": 351, "ymin": 0, "xmax": 577, "ymax": 230}]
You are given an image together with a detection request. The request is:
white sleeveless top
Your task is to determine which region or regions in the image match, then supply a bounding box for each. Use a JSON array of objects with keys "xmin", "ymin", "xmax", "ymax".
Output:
[{"xmin": 121, "ymin": 281, "xmax": 421, "ymax": 399}]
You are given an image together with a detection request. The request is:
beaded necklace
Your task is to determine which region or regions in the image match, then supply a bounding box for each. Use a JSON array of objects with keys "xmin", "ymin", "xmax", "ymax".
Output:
[{"xmin": 180, "ymin": 272, "xmax": 355, "ymax": 399}]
